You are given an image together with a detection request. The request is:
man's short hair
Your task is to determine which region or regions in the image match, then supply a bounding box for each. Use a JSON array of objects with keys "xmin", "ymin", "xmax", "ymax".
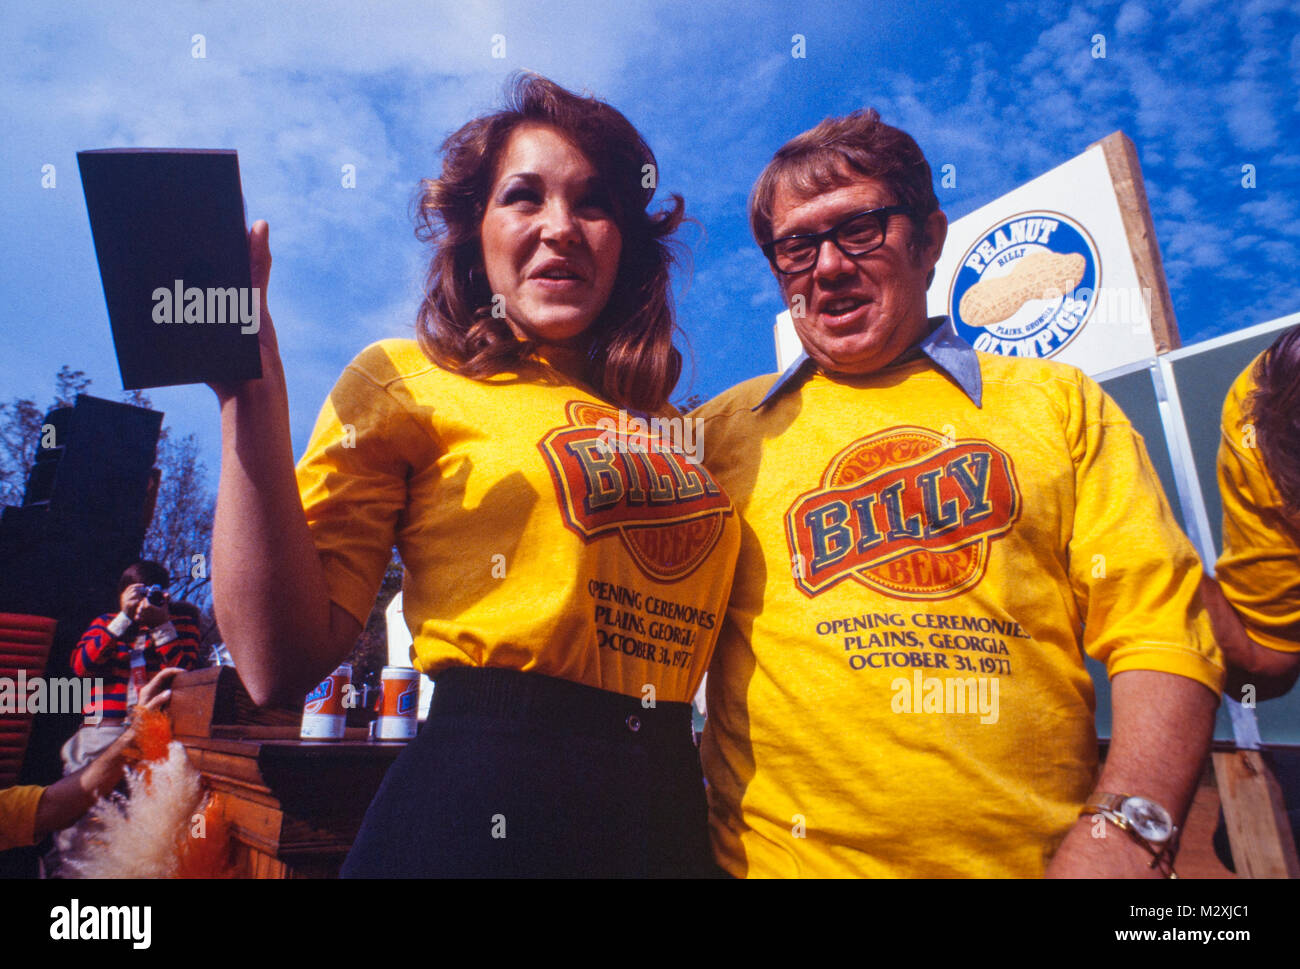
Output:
[
  {"xmin": 749, "ymin": 108, "xmax": 939, "ymax": 251},
  {"xmin": 117, "ymin": 560, "xmax": 170, "ymax": 595}
]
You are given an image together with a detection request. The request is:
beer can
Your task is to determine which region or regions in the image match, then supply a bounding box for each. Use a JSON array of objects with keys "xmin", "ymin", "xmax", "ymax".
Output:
[
  {"xmin": 376, "ymin": 666, "xmax": 420, "ymax": 740},
  {"xmin": 300, "ymin": 662, "xmax": 352, "ymax": 740}
]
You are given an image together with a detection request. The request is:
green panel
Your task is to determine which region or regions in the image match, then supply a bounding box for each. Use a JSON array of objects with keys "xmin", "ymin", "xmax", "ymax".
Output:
[
  {"xmin": 1091, "ymin": 345, "xmax": 1300, "ymax": 745},
  {"xmin": 1168, "ymin": 333, "xmax": 1283, "ymax": 554},
  {"xmin": 1085, "ymin": 656, "xmax": 1112, "ymax": 739}
]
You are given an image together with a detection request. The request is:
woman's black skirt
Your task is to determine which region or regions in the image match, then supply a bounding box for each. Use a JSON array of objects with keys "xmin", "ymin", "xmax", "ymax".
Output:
[{"xmin": 340, "ymin": 666, "xmax": 714, "ymax": 878}]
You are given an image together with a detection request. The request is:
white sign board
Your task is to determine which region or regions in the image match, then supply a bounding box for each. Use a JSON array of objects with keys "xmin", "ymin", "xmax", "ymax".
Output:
[
  {"xmin": 773, "ymin": 133, "xmax": 1176, "ymax": 379},
  {"xmin": 927, "ymin": 139, "xmax": 1163, "ymax": 376},
  {"xmin": 774, "ymin": 311, "xmax": 803, "ymax": 372}
]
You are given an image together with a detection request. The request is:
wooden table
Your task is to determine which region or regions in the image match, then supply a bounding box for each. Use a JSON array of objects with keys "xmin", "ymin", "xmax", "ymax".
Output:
[
  {"xmin": 170, "ymin": 670, "xmax": 1295, "ymax": 878},
  {"xmin": 179, "ymin": 730, "xmax": 405, "ymax": 878}
]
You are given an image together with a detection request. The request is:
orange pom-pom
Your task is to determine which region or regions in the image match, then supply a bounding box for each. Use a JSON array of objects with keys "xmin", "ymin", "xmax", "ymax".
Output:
[
  {"xmin": 176, "ymin": 793, "xmax": 235, "ymax": 878},
  {"xmin": 128, "ymin": 705, "xmax": 173, "ymax": 764}
]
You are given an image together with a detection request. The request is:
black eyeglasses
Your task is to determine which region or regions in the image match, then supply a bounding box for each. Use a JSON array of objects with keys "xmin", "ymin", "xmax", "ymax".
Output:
[{"xmin": 761, "ymin": 205, "xmax": 913, "ymax": 274}]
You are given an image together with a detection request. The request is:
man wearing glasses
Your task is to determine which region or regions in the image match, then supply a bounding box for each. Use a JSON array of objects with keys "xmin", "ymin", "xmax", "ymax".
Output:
[{"xmin": 693, "ymin": 109, "xmax": 1223, "ymax": 877}]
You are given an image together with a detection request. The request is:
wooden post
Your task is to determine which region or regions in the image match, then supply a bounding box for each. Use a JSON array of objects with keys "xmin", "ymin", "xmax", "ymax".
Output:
[
  {"xmin": 1091, "ymin": 131, "xmax": 1182, "ymax": 353},
  {"xmin": 1212, "ymin": 750, "xmax": 1300, "ymax": 878}
]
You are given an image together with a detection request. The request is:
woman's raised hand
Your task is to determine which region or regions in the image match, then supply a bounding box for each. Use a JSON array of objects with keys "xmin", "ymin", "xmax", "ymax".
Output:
[{"xmin": 208, "ymin": 220, "xmax": 285, "ymax": 403}]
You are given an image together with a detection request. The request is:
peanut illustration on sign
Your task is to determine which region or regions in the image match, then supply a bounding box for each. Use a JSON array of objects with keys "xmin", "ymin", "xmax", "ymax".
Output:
[{"xmin": 959, "ymin": 252, "xmax": 1086, "ymax": 328}]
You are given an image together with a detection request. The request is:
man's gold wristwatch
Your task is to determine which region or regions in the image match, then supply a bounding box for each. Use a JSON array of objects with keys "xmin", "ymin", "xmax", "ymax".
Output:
[{"xmin": 1079, "ymin": 793, "xmax": 1181, "ymax": 878}]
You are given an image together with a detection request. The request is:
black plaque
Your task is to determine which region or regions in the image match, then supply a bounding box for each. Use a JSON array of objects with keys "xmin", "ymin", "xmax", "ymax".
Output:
[{"xmin": 77, "ymin": 148, "xmax": 262, "ymax": 389}]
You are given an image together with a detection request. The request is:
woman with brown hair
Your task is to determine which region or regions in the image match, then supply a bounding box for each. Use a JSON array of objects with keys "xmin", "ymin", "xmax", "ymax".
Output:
[
  {"xmin": 1202, "ymin": 325, "xmax": 1300, "ymax": 702},
  {"xmin": 209, "ymin": 74, "xmax": 739, "ymax": 876}
]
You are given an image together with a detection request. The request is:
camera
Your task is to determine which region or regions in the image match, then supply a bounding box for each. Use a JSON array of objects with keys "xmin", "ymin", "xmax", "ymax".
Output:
[{"xmin": 144, "ymin": 584, "xmax": 170, "ymax": 607}]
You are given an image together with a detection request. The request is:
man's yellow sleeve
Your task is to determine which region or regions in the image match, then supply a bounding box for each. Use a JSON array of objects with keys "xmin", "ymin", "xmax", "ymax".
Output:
[{"xmin": 1066, "ymin": 375, "xmax": 1224, "ymax": 693}]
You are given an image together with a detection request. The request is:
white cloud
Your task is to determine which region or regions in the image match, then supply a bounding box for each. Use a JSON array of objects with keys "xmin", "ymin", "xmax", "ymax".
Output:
[
  {"xmin": 1172, "ymin": 0, "xmax": 1223, "ymax": 20},
  {"xmin": 831, "ymin": 0, "xmax": 1299, "ymax": 340},
  {"xmin": 1115, "ymin": 1, "xmax": 1152, "ymax": 36},
  {"xmin": 678, "ymin": 243, "xmax": 781, "ymax": 387},
  {"xmin": 1239, "ymin": 192, "xmax": 1300, "ymax": 239},
  {"xmin": 2, "ymin": 0, "xmax": 1295, "ymax": 451}
]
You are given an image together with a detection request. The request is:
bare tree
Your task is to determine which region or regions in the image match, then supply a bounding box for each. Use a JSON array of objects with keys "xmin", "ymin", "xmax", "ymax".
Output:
[
  {"xmin": 54, "ymin": 365, "xmax": 92, "ymax": 408},
  {"xmin": 0, "ymin": 370, "xmax": 215, "ymax": 611},
  {"xmin": 145, "ymin": 428, "xmax": 215, "ymax": 606},
  {"xmin": 0, "ymin": 367, "xmax": 97, "ymax": 506},
  {"xmin": 0, "ymin": 396, "xmax": 43, "ymax": 507}
]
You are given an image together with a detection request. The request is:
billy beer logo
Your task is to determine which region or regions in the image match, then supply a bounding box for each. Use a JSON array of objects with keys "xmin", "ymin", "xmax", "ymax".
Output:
[
  {"xmin": 787, "ymin": 426, "xmax": 1020, "ymax": 599},
  {"xmin": 950, "ymin": 211, "xmax": 1100, "ymax": 359},
  {"xmin": 302, "ymin": 677, "xmax": 336, "ymax": 715},
  {"xmin": 539, "ymin": 401, "xmax": 732, "ymax": 582}
]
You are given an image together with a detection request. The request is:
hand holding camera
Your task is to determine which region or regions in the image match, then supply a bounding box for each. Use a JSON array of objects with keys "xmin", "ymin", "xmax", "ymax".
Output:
[{"xmin": 120, "ymin": 582, "xmax": 171, "ymax": 628}]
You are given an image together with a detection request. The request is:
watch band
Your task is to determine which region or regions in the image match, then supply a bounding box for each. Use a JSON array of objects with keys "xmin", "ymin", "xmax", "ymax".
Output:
[
  {"xmin": 1086, "ymin": 792, "xmax": 1128, "ymax": 815},
  {"xmin": 1080, "ymin": 792, "xmax": 1181, "ymax": 878}
]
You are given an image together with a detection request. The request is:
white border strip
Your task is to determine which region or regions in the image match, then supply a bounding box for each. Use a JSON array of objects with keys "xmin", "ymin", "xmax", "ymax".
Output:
[
  {"xmin": 1155, "ymin": 355, "xmax": 1263, "ymax": 749},
  {"xmin": 1093, "ymin": 355, "xmax": 1158, "ymax": 384},
  {"xmin": 1155, "ymin": 357, "xmax": 1217, "ymax": 565},
  {"xmin": 1165, "ymin": 311, "xmax": 1298, "ymax": 361}
]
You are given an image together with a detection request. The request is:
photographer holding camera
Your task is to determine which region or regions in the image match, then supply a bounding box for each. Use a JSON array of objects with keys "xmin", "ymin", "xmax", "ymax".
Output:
[{"xmin": 47, "ymin": 561, "xmax": 202, "ymax": 869}]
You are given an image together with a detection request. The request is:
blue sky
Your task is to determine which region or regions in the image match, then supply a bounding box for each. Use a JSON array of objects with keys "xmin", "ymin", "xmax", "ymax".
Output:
[{"xmin": 2, "ymin": 0, "xmax": 1297, "ymax": 477}]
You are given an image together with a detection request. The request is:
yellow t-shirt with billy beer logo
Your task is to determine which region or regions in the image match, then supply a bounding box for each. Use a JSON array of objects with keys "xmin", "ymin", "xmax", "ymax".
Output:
[
  {"xmin": 693, "ymin": 351, "xmax": 1222, "ymax": 877},
  {"xmin": 295, "ymin": 340, "xmax": 739, "ymax": 703},
  {"xmin": 1215, "ymin": 355, "xmax": 1300, "ymax": 654}
]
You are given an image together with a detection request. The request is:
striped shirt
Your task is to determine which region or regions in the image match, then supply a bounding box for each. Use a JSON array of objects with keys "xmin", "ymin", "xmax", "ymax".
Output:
[{"xmin": 70, "ymin": 611, "xmax": 202, "ymax": 720}]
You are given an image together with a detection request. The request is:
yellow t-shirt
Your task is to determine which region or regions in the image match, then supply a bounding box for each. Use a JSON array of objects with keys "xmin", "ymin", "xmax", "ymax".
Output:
[
  {"xmin": 694, "ymin": 353, "xmax": 1222, "ymax": 877},
  {"xmin": 296, "ymin": 340, "xmax": 739, "ymax": 703},
  {"xmin": 0, "ymin": 784, "xmax": 43, "ymax": 851},
  {"xmin": 1215, "ymin": 355, "xmax": 1300, "ymax": 653}
]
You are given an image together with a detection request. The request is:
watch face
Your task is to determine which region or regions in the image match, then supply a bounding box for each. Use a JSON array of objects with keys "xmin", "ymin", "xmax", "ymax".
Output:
[{"xmin": 1121, "ymin": 797, "xmax": 1173, "ymax": 842}]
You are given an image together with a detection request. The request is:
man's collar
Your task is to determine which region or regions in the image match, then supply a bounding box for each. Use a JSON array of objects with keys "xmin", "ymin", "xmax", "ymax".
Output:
[
  {"xmin": 753, "ymin": 315, "xmax": 982, "ymax": 410},
  {"xmin": 919, "ymin": 315, "xmax": 983, "ymax": 407}
]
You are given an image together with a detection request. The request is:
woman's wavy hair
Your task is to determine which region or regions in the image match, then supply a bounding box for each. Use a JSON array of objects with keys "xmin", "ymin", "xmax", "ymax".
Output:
[
  {"xmin": 413, "ymin": 73, "xmax": 685, "ymax": 412},
  {"xmin": 1249, "ymin": 324, "xmax": 1300, "ymax": 520}
]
